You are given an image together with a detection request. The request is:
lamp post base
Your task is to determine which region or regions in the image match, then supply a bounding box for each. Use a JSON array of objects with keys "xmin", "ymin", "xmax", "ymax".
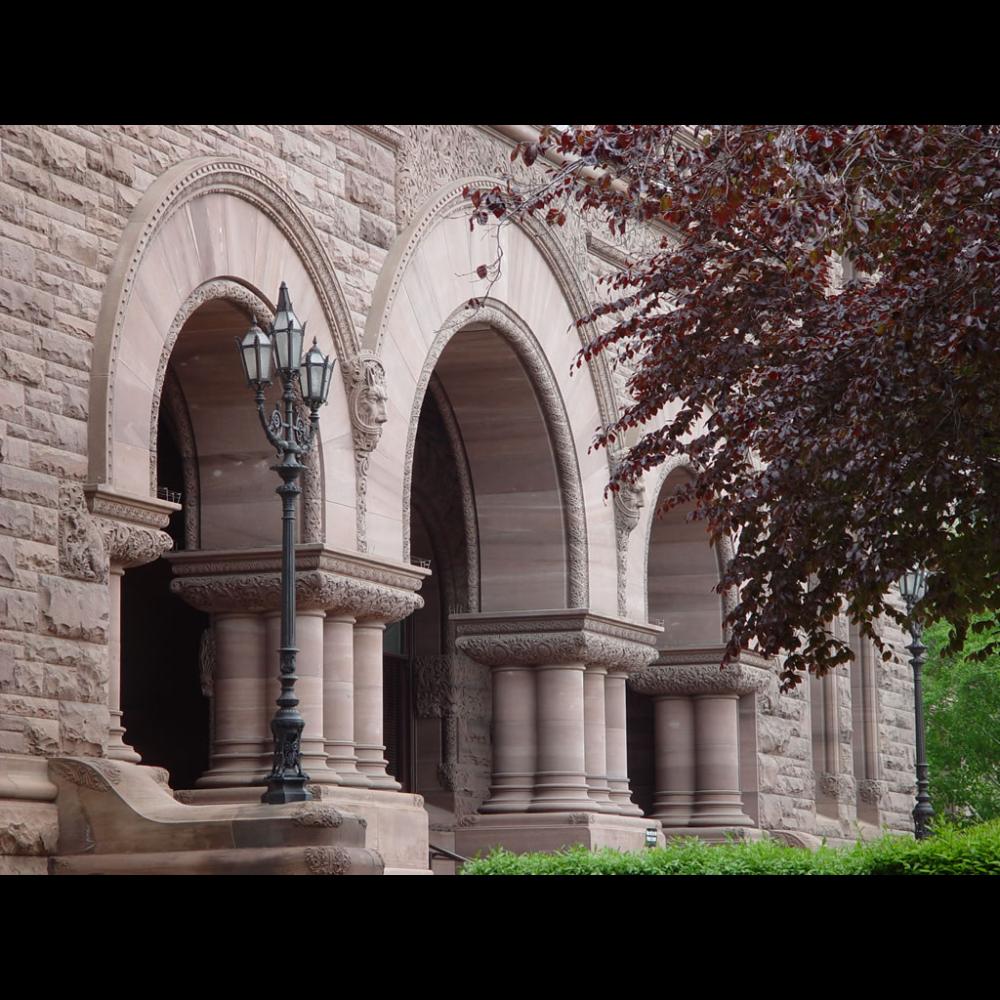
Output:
[{"xmin": 261, "ymin": 775, "xmax": 312, "ymax": 805}]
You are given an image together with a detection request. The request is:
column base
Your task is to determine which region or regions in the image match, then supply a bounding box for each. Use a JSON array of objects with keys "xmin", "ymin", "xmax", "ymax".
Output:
[{"xmin": 455, "ymin": 812, "xmax": 663, "ymax": 858}]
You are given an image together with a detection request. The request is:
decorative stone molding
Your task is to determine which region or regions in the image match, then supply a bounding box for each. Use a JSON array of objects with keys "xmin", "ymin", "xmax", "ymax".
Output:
[
  {"xmin": 401, "ymin": 299, "xmax": 590, "ymax": 607},
  {"xmin": 351, "ymin": 125, "xmax": 405, "ymax": 152},
  {"xmin": 628, "ymin": 649, "xmax": 772, "ymax": 697},
  {"xmin": 817, "ymin": 772, "xmax": 856, "ymax": 803},
  {"xmin": 84, "ymin": 484, "xmax": 176, "ymax": 530},
  {"xmin": 91, "ymin": 157, "xmax": 359, "ymax": 489},
  {"xmin": 301, "ymin": 443, "xmax": 323, "ymax": 544},
  {"xmin": 167, "ymin": 545, "xmax": 428, "ymax": 623},
  {"xmin": 59, "ymin": 483, "xmax": 109, "ymax": 583},
  {"xmin": 291, "ymin": 806, "xmax": 344, "ymax": 828},
  {"xmin": 857, "ymin": 778, "xmax": 886, "ymax": 807},
  {"xmin": 304, "ymin": 846, "xmax": 352, "ymax": 875},
  {"xmin": 349, "ymin": 352, "xmax": 388, "ymax": 552},
  {"xmin": 99, "ymin": 520, "xmax": 174, "ymax": 570},
  {"xmin": 453, "ymin": 609, "xmax": 659, "ymax": 672},
  {"xmin": 611, "ymin": 461, "xmax": 645, "ymax": 617},
  {"xmin": 49, "ymin": 758, "xmax": 122, "ymax": 792}
]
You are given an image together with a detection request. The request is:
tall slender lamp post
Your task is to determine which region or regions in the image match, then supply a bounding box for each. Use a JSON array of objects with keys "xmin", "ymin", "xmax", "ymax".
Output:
[
  {"xmin": 898, "ymin": 567, "xmax": 935, "ymax": 839},
  {"xmin": 238, "ymin": 282, "xmax": 335, "ymax": 804}
]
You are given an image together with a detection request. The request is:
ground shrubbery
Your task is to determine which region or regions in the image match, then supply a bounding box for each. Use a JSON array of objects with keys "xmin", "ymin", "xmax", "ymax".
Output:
[{"xmin": 460, "ymin": 820, "xmax": 1000, "ymax": 875}]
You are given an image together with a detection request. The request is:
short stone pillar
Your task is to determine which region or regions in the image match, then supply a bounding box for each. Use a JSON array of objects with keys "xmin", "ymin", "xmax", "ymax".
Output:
[
  {"xmin": 480, "ymin": 665, "xmax": 536, "ymax": 813},
  {"xmin": 168, "ymin": 544, "xmax": 425, "ymax": 794},
  {"xmin": 605, "ymin": 670, "xmax": 643, "ymax": 816},
  {"xmin": 453, "ymin": 609, "xmax": 661, "ymax": 856},
  {"xmin": 86, "ymin": 487, "xmax": 177, "ymax": 764},
  {"xmin": 630, "ymin": 650, "xmax": 771, "ymax": 838},
  {"xmin": 353, "ymin": 621, "xmax": 399, "ymax": 790},
  {"xmin": 323, "ymin": 612, "xmax": 367, "ymax": 787}
]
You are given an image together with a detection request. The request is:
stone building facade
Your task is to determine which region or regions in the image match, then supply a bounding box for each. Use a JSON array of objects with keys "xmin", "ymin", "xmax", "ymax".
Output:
[{"xmin": 0, "ymin": 125, "xmax": 917, "ymax": 874}]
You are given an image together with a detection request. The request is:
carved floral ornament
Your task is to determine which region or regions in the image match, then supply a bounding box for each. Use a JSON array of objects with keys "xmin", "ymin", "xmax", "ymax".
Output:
[
  {"xmin": 454, "ymin": 616, "xmax": 658, "ymax": 672},
  {"xmin": 627, "ymin": 660, "xmax": 772, "ymax": 698},
  {"xmin": 171, "ymin": 569, "xmax": 422, "ymax": 622}
]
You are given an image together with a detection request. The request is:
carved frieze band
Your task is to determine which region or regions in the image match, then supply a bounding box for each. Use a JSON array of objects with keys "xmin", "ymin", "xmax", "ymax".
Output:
[
  {"xmin": 172, "ymin": 569, "xmax": 422, "ymax": 622},
  {"xmin": 454, "ymin": 614, "xmax": 658, "ymax": 672},
  {"xmin": 49, "ymin": 758, "xmax": 122, "ymax": 793},
  {"xmin": 628, "ymin": 660, "xmax": 771, "ymax": 697}
]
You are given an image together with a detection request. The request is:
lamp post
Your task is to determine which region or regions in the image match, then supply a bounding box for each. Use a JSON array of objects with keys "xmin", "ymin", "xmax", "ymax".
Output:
[
  {"xmin": 898, "ymin": 567, "xmax": 935, "ymax": 839},
  {"xmin": 238, "ymin": 282, "xmax": 335, "ymax": 804}
]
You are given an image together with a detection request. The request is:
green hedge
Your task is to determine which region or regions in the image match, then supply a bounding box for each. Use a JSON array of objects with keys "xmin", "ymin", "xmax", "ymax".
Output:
[{"xmin": 460, "ymin": 820, "xmax": 1000, "ymax": 875}]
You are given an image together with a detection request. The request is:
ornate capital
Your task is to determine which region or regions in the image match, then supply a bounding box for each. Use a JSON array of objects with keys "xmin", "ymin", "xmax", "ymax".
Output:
[
  {"xmin": 453, "ymin": 609, "xmax": 659, "ymax": 672},
  {"xmin": 167, "ymin": 546, "xmax": 427, "ymax": 623},
  {"xmin": 857, "ymin": 778, "xmax": 885, "ymax": 807},
  {"xmin": 99, "ymin": 519, "xmax": 174, "ymax": 569},
  {"xmin": 628, "ymin": 650, "xmax": 771, "ymax": 697},
  {"xmin": 817, "ymin": 772, "xmax": 856, "ymax": 803}
]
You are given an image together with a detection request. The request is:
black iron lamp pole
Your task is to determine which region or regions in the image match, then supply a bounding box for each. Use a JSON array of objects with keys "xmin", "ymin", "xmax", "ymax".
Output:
[
  {"xmin": 238, "ymin": 283, "xmax": 336, "ymax": 805},
  {"xmin": 899, "ymin": 567, "xmax": 935, "ymax": 839}
]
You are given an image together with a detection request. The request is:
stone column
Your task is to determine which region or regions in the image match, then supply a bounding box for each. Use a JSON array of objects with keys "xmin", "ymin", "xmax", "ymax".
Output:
[
  {"xmin": 353, "ymin": 621, "xmax": 400, "ymax": 790},
  {"xmin": 480, "ymin": 666, "xmax": 536, "ymax": 813},
  {"xmin": 296, "ymin": 609, "xmax": 334, "ymax": 782},
  {"xmin": 323, "ymin": 612, "xmax": 368, "ymax": 787},
  {"xmin": 530, "ymin": 662, "xmax": 594, "ymax": 812},
  {"xmin": 106, "ymin": 567, "xmax": 140, "ymax": 763},
  {"xmin": 691, "ymin": 694, "xmax": 750, "ymax": 827},
  {"xmin": 630, "ymin": 652, "xmax": 770, "ymax": 834},
  {"xmin": 605, "ymin": 670, "xmax": 642, "ymax": 815},
  {"xmin": 650, "ymin": 695, "xmax": 695, "ymax": 825},
  {"xmin": 94, "ymin": 510, "xmax": 174, "ymax": 763},
  {"xmin": 198, "ymin": 613, "xmax": 267, "ymax": 787},
  {"xmin": 583, "ymin": 664, "xmax": 614, "ymax": 810}
]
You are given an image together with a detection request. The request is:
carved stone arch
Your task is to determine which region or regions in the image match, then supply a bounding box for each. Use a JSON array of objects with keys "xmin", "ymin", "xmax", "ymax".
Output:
[
  {"xmin": 642, "ymin": 456, "xmax": 737, "ymax": 637},
  {"xmin": 89, "ymin": 156, "xmax": 359, "ymax": 510},
  {"xmin": 401, "ymin": 298, "xmax": 589, "ymax": 609},
  {"xmin": 148, "ymin": 279, "xmax": 326, "ymax": 546},
  {"xmin": 363, "ymin": 174, "xmax": 621, "ymax": 471}
]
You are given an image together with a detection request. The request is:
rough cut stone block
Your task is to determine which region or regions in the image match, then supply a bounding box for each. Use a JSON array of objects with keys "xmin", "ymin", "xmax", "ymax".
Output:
[
  {"xmin": 0, "ymin": 235, "xmax": 35, "ymax": 282},
  {"xmin": 59, "ymin": 700, "xmax": 107, "ymax": 754},
  {"xmin": 0, "ymin": 588, "xmax": 37, "ymax": 630},
  {"xmin": 38, "ymin": 130, "xmax": 89, "ymax": 184},
  {"xmin": 54, "ymin": 228, "xmax": 100, "ymax": 270},
  {"xmin": 0, "ymin": 464, "xmax": 58, "ymax": 507},
  {"xmin": 37, "ymin": 575, "xmax": 108, "ymax": 643},
  {"xmin": 0, "ymin": 345, "xmax": 45, "ymax": 385}
]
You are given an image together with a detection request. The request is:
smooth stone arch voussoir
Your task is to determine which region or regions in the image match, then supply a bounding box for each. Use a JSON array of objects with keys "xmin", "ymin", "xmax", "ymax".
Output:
[
  {"xmin": 402, "ymin": 298, "xmax": 590, "ymax": 609},
  {"xmin": 88, "ymin": 157, "xmax": 360, "ymax": 542},
  {"xmin": 363, "ymin": 176, "xmax": 632, "ymax": 613}
]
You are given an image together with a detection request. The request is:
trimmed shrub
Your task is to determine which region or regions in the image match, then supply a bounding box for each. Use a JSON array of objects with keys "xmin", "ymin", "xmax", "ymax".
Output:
[{"xmin": 460, "ymin": 820, "xmax": 1000, "ymax": 875}]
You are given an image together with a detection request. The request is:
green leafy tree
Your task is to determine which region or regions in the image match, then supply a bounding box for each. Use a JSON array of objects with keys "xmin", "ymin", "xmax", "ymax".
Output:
[{"xmin": 924, "ymin": 616, "xmax": 1000, "ymax": 822}]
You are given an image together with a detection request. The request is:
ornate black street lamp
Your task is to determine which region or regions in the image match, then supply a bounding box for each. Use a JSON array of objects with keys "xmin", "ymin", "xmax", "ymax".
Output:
[
  {"xmin": 898, "ymin": 566, "xmax": 935, "ymax": 839},
  {"xmin": 238, "ymin": 282, "xmax": 335, "ymax": 804}
]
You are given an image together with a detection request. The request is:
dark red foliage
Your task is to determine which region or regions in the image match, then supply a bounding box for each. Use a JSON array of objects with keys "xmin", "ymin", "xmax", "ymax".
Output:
[{"xmin": 469, "ymin": 125, "xmax": 1000, "ymax": 688}]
